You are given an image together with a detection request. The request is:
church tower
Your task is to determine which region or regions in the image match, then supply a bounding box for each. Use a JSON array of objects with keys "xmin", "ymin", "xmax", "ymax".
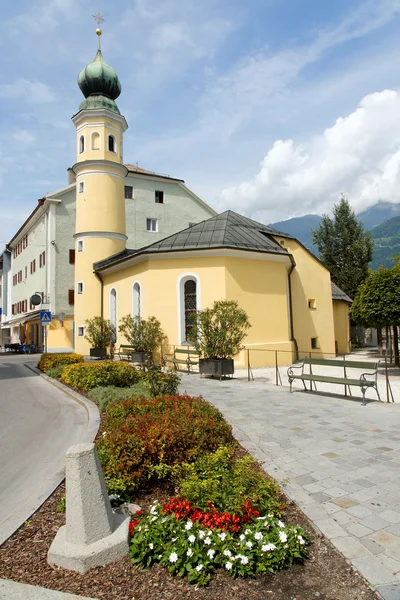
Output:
[{"xmin": 72, "ymin": 28, "xmax": 128, "ymax": 354}]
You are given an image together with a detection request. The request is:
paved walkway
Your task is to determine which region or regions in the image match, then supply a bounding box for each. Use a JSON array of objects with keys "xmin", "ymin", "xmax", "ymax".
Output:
[{"xmin": 179, "ymin": 374, "xmax": 400, "ymax": 600}]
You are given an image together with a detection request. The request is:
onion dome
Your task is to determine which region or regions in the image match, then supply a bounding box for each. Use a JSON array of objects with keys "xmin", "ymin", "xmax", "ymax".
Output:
[{"xmin": 77, "ymin": 29, "xmax": 121, "ymax": 113}]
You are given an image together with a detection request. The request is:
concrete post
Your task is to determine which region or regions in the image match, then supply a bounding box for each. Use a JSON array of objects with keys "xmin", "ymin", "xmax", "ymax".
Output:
[{"xmin": 48, "ymin": 443, "xmax": 130, "ymax": 573}]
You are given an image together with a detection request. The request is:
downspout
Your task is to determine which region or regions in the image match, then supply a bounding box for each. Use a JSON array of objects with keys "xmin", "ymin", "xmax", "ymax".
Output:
[
  {"xmin": 94, "ymin": 270, "xmax": 104, "ymax": 319},
  {"xmin": 287, "ymin": 255, "xmax": 299, "ymax": 360}
]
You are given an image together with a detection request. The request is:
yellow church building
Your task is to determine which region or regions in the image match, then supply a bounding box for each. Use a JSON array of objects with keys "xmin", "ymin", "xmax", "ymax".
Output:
[{"xmin": 66, "ymin": 29, "xmax": 350, "ymax": 367}]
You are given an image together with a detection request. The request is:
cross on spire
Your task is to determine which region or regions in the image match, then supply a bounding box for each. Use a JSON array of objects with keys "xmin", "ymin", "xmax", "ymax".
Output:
[{"xmin": 92, "ymin": 11, "xmax": 105, "ymax": 25}]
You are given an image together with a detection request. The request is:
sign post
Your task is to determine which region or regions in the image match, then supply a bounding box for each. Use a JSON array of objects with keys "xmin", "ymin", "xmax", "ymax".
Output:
[{"xmin": 40, "ymin": 311, "xmax": 52, "ymax": 354}]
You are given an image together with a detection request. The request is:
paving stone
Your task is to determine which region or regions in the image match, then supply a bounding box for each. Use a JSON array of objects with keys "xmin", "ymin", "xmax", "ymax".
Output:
[
  {"xmin": 378, "ymin": 509, "xmax": 400, "ymax": 524},
  {"xmin": 353, "ymin": 478, "xmax": 376, "ymax": 488},
  {"xmin": 376, "ymin": 583, "xmax": 400, "ymax": 600},
  {"xmin": 331, "ymin": 535, "xmax": 372, "ymax": 558},
  {"xmin": 310, "ymin": 492, "xmax": 332, "ymax": 503},
  {"xmin": 360, "ymin": 538, "xmax": 385, "ymax": 555},
  {"xmin": 346, "ymin": 523, "xmax": 374, "ymax": 538},
  {"xmin": 313, "ymin": 518, "xmax": 346, "ymax": 538},
  {"xmin": 333, "ymin": 497, "xmax": 359, "ymax": 509},
  {"xmin": 352, "ymin": 555, "xmax": 398, "ymax": 585},
  {"xmin": 346, "ymin": 504, "xmax": 373, "ymax": 519},
  {"xmin": 361, "ymin": 514, "xmax": 392, "ymax": 532},
  {"xmin": 295, "ymin": 474, "xmax": 316, "ymax": 485},
  {"xmin": 323, "ymin": 487, "xmax": 348, "ymax": 498}
]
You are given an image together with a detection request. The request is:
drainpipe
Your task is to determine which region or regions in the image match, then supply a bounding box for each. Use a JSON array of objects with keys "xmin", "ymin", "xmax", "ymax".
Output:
[
  {"xmin": 287, "ymin": 256, "xmax": 299, "ymax": 361},
  {"xmin": 94, "ymin": 270, "xmax": 104, "ymax": 319}
]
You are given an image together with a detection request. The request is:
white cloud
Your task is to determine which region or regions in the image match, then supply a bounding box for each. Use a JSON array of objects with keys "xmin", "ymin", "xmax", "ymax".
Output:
[
  {"xmin": 12, "ymin": 130, "xmax": 35, "ymax": 144},
  {"xmin": 0, "ymin": 78, "xmax": 56, "ymax": 103},
  {"xmin": 219, "ymin": 89, "xmax": 400, "ymax": 221}
]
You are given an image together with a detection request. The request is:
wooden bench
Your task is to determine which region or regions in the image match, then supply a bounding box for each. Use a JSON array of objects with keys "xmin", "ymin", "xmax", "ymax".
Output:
[
  {"xmin": 287, "ymin": 358, "xmax": 381, "ymax": 405},
  {"xmin": 118, "ymin": 345, "xmax": 135, "ymax": 361},
  {"xmin": 163, "ymin": 347, "xmax": 201, "ymax": 373}
]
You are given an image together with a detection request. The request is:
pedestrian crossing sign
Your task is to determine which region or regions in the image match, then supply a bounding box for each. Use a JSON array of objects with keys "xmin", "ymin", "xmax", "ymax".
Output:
[{"xmin": 40, "ymin": 311, "xmax": 52, "ymax": 325}]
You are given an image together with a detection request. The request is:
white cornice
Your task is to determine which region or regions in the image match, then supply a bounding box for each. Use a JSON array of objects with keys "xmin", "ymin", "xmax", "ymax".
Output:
[
  {"xmin": 74, "ymin": 231, "xmax": 128, "ymax": 241},
  {"xmin": 72, "ymin": 108, "xmax": 128, "ymax": 132},
  {"xmin": 72, "ymin": 160, "xmax": 128, "ymax": 178}
]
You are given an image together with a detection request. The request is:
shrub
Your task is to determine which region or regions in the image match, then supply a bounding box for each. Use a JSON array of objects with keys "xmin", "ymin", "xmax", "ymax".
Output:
[
  {"xmin": 88, "ymin": 383, "xmax": 152, "ymax": 412},
  {"xmin": 174, "ymin": 446, "xmax": 283, "ymax": 517},
  {"xmin": 118, "ymin": 314, "xmax": 165, "ymax": 355},
  {"xmin": 145, "ymin": 369, "xmax": 180, "ymax": 397},
  {"xmin": 61, "ymin": 361, "xmax": 142, "ymax": 391},
  {"xmin": 84, "ymin": 316, "xmax": 116, "ymax": 349},
  {"xmin": 46, "ymin": 365, "xmax": 67, "ymax": 380},
  {"xmin": 39, "ymin": 352, "xmax": 84, "ymax": 373},
  {"xmin": 97, "ymin": 395, "xmax": 233, "ymax": 497}
]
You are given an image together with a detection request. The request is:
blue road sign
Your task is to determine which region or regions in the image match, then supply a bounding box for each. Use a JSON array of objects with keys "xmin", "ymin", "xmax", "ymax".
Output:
[{"xmin": 40, "ymin": 311, "xmax": 52, "ymax": 325}]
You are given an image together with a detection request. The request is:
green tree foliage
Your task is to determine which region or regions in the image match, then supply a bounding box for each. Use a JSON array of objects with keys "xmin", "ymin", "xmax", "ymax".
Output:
[
  {"xmin": 187, "ymin": 300, "xmax": 251, "ymax": 359},
  {"xmin": 312, "ymin": 197, "xmax": 373, "ymax": 298},
  {"xmin": 118, "ymin": 315, "xmax": 165, "ymax": 354},
  {"xmin": 84, "ymin": 316, "xmax": 116, "ymax": 349},
  {"xmin": 351, "ymin": 265, "xmax": 400, "ymax": 328}
]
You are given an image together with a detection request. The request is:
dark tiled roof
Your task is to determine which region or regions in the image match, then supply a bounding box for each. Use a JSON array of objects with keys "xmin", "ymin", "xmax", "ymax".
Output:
[
  {"xmin": 94, "ymin": 210, "xmax": 290, "ymax": 271},
  {"xmin": 125, "ymin": 164, "xmax": 184, "ymax": 182},
  {"xmin": 331, "ymin": 282, "xmax": 352, "ymax": 303}
]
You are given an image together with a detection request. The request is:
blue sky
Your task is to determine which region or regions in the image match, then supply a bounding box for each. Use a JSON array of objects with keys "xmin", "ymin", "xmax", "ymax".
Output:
[{"xmin": 2, "ymin": 0, "xmax": 400, "ymax": 246}]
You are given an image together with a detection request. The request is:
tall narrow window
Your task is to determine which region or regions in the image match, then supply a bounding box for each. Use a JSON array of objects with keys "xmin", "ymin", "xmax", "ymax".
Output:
[
  {"xmin": 91, "ymin": 131, "xmax": 100, "ymax": 150},
  {"xmin": 79, "ymin": 135, "xmax": 84, "ymax": 154},
  {"xmin": 108, "ymin": 135, "xmax": 116, "ymax": 153},
  {"xmin": 110, "ymin": 288, "xmax": 117, "ymax": 342},
  {"xmin": 132, "ymin": 282, "xmax": 141, "ymax": 318},
  {"xmin": 155, "ymin": 190, "xmax": 164, "ymax": 203},
  {"xmin": 124, "ymin": 185, "xmax": 133, "ymax": 199},
  {"xmin": 184, "ymin": 280, "xmax": 197, "ymax": 342}
]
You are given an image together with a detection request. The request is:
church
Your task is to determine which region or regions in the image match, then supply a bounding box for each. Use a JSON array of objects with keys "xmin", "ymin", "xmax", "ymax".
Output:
[{"xmin": 69, "ymin": 27, "xmax": 350, "ymax": 367}]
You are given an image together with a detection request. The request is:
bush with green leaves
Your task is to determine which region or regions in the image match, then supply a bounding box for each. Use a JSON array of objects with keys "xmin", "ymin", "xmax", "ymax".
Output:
[
  {"xmin": 145, "ymin": 369, "xmax": 181, "ymax": 397},
  {"xmin": 118, "ymin": 315, "xmax": 164, "ymax": 355},
  {"xmin": 46, "ymin": 364, "xmax": 67, "ymax": 380},
  {"xmin": 88, "ymin": 383, "xmax": 151, "ymax": 412},
  {"xmin": 97, "ymin": 395, "xmax": 233, "ymax": 498},
  {"xmin": 130, "ymin": 501, "xmax": 308, "ymax": 586},
  {"xmin": 84, "ymin": 316, "xmax": 116, "ymax": 349},
  {"xmin": 39, "ymin": 352, "xmax": 84, "ymax": 373},
  {"xmin": 174, "ymin": 446, "xmax": 282, "ymax": 516},
  {"xmin": 187, "ymin": 300, "xmax": 250, "ymax": 359},
  {"xmin": 61, "ymin": 361, "xmax": 142, "ymax": 391}
]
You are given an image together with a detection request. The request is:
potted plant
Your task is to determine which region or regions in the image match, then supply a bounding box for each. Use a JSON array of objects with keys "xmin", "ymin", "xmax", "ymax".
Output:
[
  {"xmin": 118, "ymin": 315, "xmax": 165, "ymax": 364},
  {"xmin": 187, "ymin": 300, "xmax": 251, "ymax": 378},
  {"xmin": 84, "ymin": 317, "xmax": 115, "ymax": 359}
]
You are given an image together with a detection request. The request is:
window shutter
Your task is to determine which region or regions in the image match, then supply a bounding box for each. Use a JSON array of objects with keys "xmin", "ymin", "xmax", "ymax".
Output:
[
  {"xmin": 68, "ymin": 289, "xmax": 74, "ymax": 305},
  {"xmin": 69, "ymin": 249, "xmax": 75, "ymax": 264}
]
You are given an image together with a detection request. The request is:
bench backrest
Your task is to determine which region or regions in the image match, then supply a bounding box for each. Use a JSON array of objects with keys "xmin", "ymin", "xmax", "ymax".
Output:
[
  {"xmin": 175, "ymin": 347, "xmax": 201, "ymax": 356},
  {"xmin": 303, "ymin": 358, "xmax": 378, "ymax": 370}
]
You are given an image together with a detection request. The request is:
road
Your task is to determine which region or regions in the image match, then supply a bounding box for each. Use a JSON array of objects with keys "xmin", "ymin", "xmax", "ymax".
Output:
[{"xmin": 0, "ymin": 355, "xmax": 92, "ymax": 545}]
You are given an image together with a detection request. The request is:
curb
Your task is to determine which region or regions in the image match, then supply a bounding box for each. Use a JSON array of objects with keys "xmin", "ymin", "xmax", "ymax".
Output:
[{"xmin": 24, "ymin": 364, "xmax": 100, "ymax": 443}]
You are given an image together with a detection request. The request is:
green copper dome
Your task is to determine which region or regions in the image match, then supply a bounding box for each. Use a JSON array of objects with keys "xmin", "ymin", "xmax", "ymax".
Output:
[{"xmin": 78, "ymin": 47, "xmax": 121, "ymax": 100}]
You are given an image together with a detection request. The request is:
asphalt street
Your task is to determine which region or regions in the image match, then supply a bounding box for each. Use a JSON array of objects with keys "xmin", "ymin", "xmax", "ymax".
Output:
[{"xmin": 0, "ymin": 355, "xmax": 90, "ymax": 545}]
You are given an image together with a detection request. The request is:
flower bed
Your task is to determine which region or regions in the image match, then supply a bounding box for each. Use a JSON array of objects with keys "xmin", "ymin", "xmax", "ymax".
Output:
[{"xmin": 130, "ymin": 499, "xmax": 308, "ymax": 586}]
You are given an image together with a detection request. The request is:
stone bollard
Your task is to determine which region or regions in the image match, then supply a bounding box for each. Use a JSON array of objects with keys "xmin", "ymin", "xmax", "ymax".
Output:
[{"xmin": 48, "ymin": 443, "xmax": 130, "ymax": 573}]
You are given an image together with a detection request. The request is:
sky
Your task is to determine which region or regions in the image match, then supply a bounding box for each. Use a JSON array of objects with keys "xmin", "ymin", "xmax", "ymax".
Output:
[{"xmin": 2, "ymin": 0, "xmax": 400, "ymax": 246}]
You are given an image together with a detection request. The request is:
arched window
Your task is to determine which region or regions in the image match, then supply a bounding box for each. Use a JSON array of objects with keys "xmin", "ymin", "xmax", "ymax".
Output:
[
  {"xmin": 177, "ymin": 274, "xmax": 200, "ymax": 344},
  {"xmin": 91, "ymin": 132, "xmax": 100, "ymax": 150},
  {"xmin": 132, "ymin": 282, "xmax": 141, "ymax": 318},
  {"xmin": 108, "ymin": 134, "xmax": 116, "ymax": 153},
  {"xmin": 110, "ymin": 288, "xmax": 117, "ymax": 342},
  {"xmin": 79, "ymin": 135, "xmax": 84, "ymax": 154}
]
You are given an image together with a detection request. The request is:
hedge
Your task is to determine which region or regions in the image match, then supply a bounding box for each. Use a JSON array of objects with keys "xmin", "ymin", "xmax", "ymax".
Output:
[
  {"xmin": 60, "ymin": 361, "xmax": 143, "ymax": 391},
  {"xmin": 39, "ymin": 352, "xmax": 84, "ymax": 373}
]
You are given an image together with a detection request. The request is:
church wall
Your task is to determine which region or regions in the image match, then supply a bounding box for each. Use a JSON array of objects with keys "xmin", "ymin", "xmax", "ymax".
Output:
[
  {"xmin": 274, "ymin": 237, "xmax": 336, "ymax": 358},
  {"xmin": 102, "ymin": 256, "xmax": 227, "ymax": 351},
  {"xmin": 333, "ymin": 300, "xmax": 351, "ymax": 355}
]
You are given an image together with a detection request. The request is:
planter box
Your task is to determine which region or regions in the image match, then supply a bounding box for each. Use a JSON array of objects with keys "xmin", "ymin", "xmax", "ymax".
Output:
[
  {"xmin": 199, "ymin": 358, "xmax": 234, "ymax": 379},
  {"xmin": 90, "ymin": 348, "xmax": 107, "ymax": 359},
  {"xmin": 131, "ymin": 351, "xmax": 152, "ymax": 364}
]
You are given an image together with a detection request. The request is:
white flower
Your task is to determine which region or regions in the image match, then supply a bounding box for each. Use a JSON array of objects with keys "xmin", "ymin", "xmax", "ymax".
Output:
[
  {"xmin": 254, "ymin": 532, "xmax": 263, "ymax": 540},
  {"xmin": 151, "ymin": 516, "xmax": 157, "ymax": 522},
  {"xmin": 268, "ymin": 513, "xmax": 273, "ymax": 518},
  {"xmin": 262, "ymin": 543, "xmax": 276, "ymax": 552},
  {"xmin": 223, "ymin": 549, "xmax": 232, "ymax": 557},
  {"xmin": 195, "ymin": 564, "xmax": 203, "ymax": 572},
  {"xmin": 278, "ymin": 520, "xmax": 285, "ymax": 528},
  {"xmin": 207, "ymin": 549, "xmax": 215, "ymax": 559},
  {"xmin": 218, "ymin": 532, "xmax": 227, "ymax": 541},
  {"xmin": 149, "ymin": 543, "xmax": 154, "ymax": 550},
  {"xmin": 241, "ymin": 556, "xmax": 249, "ymax": 565},
  {"xmin": 298, "ymin": 535, "xmax": 305, "ymax": 545},
  {"xmin": 185, "ymin": 521, "xmax": 193, "ymax": 530},
  {"xmin": 207, "ymin": 530, "xmax": 212, "ymax": 536},
  {"xmin": 150, "ymin": 506, "xmax": 158, "ymax": 515},
  {"xmin": 257, "ymin": 515, "xmax": 268, "ymax": 520},
  {"xmin": 199, "ymin": 530, "xmax": 206, "ymax": 539},
  {"xmin": 172, "ymin": 537, "xmax": 177, "ymax": 542},
  {"xmin": 225, "ymin": 561, "xmax": 233, "ymax": 570},
  {"xmin": 108, "ymin": 494, "xmax": 118, "ymax": 501},
  {"xmin": 169, "ymin": 552, "xmax": 178, "ymax": 563},
  {"xmin": 188, "ymin": 535, "xmax": 195, "ymax": 544},
  {"xmin": 187, "ymin": 548, "xmax": 193, "ymax": 557},
  {"xmin": 204, "ymin": 537, "xmax": 211, "ymax": 545},
  {"xmin": 239, "ymin": 534, "xmax": 245, "ymax": 541},
  {"xmin": 279, "ymin": 531, "xmax": 288, "ymax": 543},
  {"xmin": 246, "ymin": 541, "xmax": 253, "ymax": 548},
  {"xmin": 244, "ymin": 529, "xmax": 251, "ymax": 535}
]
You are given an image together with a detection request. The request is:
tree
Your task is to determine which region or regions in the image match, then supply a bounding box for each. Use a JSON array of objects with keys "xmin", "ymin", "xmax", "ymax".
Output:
[
  {"xmin": 84, "ymin": 316, "xmax": 115, "ymax": 349},
  {"xmin": 351, "ymin": 265, "xmax": 400, "ymax": 365},
  {"xmin": 312, "ymin": 196, "xmax": 373, "ymax": 299},
  {"xmin": 118, "ymin": 315, "xmax": 165, "ymax": 355}
]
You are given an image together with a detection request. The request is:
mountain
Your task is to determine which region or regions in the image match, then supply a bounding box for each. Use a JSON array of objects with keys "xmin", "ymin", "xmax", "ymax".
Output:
[
  {"xmin": 357, "ymin": 201, "xmax": 400, "ymax": 230},
  {"xmin": 369, "ymin": 216, "xmax": 400, "ymax": 270},
  {"xmin": 269, "ymin": 214, "xmax": 322, "ymax": 253},
  {"xmin": 269, "ymin": 201, "xmax": 400, "ymax": 268}
]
